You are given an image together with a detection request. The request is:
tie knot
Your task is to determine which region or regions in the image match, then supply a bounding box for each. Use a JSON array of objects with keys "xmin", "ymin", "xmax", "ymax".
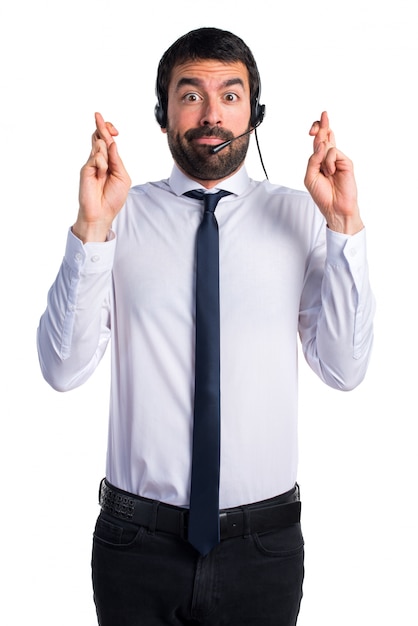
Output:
[{"xmin": 184, "ymin": 189, "xmax": 232, "ymax": 214}]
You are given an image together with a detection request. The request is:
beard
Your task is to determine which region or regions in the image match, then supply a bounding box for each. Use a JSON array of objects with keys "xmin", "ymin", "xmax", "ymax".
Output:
[{"xmin": 166, "ymin": 125, "xmax": 250, "ymax": 181}]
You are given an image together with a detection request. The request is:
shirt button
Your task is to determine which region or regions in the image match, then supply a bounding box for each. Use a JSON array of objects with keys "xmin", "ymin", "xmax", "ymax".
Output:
[
  {"xmin": 75, "ymin": 253, "xmax": 83, "ymax": 263},
  {"xmin": 348, "ymin": 247, "xmax": 358, "ymax": 257},
  {"xmin": 90, "ymin": 255, "xmax": 100, "ymax": 263}
]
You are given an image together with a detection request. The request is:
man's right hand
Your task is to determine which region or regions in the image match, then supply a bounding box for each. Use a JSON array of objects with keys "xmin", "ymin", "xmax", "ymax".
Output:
[{"xmin": 72, "ymin": 112, "xmax": 131, "ymax": 243}]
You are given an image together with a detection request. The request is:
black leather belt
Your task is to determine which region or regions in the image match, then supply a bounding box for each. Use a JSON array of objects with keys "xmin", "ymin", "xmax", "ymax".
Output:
[{"xmin": 99, "ymin": 479, "xmax": 301, "ymax": 541}]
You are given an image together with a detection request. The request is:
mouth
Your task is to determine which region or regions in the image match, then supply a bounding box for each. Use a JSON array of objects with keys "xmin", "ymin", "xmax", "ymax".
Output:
[
  {"xmin": 193, "ymin": 136, "xmax": 225, "ymax": 147},
  {"xmin": 185, "ymin": 127, "xmax": 232, "ymax": 149}
]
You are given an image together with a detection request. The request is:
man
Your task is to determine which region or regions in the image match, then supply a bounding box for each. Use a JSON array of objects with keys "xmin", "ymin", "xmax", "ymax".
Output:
[{"xmin": 37, "ymin": 27, "xmax": 375, "ymax": 626}]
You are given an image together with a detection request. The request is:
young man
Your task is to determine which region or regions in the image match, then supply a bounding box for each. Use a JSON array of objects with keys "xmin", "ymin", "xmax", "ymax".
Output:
[{"xmin": 37, "ymin": 27, "xmax": 374, "ymax": 626}]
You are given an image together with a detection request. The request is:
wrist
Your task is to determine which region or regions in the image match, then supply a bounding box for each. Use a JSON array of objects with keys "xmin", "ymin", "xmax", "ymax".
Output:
[
  {"xmin": 71, "ymin": 219, "xmax": 111, "ymax": 243},
  {"xmin": 326, "ymin": 211, "xmax": 364, "ymax": 235}
]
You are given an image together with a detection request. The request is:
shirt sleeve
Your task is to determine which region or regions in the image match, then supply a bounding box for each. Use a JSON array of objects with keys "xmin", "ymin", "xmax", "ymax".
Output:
[
  {"xmin": 36, "ymin": 229, "xmax": 116, "ymax": 391},
  {"xmin": 299, "ymin": 226, "xmax": 375, "ymax": 390}
]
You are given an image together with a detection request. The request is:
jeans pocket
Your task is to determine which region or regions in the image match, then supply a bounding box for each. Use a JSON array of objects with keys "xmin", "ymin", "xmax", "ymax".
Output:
[
  {"xmin": 93, "ymin": 513, "xmax": 144, "ymax": 548},
  {"xmin": 253, "ymin": 523, "xmax": 304, "ymax": 558}
]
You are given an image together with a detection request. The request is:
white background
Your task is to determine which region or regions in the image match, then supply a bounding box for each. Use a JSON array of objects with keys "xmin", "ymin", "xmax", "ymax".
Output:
[{"xmin": 1, "ymin": 1, "xmax": 417, "ymax": 624}]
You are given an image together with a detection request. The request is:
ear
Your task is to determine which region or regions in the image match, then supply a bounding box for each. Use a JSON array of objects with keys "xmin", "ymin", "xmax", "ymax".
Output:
[{"xmin": 161, "ymin": 127, "xmax": 168, "ymax": 134}]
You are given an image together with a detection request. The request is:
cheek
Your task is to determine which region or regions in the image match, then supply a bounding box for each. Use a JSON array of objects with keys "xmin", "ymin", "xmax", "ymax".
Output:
[{"xmin": 167, "ymin": 103, "xmax": 200, "ymax": 132}]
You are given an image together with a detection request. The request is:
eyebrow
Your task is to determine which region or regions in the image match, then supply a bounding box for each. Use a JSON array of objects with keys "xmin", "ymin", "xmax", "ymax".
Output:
[{"xmin": 175, "ymin": 77, "xmax": 245, "ymax": 91}]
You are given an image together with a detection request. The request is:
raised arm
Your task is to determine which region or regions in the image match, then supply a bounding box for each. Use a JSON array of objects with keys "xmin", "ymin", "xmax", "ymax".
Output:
[
  {"xmin": 37, "ymin": 113, "xmax": 128, "ymax": 390},
  {"xmin": 301, "ymin": 112, "xmax": 375, "ymax": 390}
]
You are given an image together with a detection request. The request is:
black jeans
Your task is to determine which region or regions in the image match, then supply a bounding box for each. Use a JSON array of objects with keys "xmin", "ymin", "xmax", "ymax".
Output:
[{"xmin": 91, "ymin": 494, "xmax": 304, "ymax": 625}]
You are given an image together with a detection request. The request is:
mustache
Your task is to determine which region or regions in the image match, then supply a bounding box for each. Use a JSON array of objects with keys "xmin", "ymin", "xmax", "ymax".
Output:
[{"xmin": 184, "ymin": 127, "xmax": 234, "ymax": 143}]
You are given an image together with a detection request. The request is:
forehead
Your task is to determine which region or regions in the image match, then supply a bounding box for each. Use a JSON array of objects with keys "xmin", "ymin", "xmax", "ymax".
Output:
[{"xmin": 168, "ymin": 59, "xmax": 250, "ymax": 92}]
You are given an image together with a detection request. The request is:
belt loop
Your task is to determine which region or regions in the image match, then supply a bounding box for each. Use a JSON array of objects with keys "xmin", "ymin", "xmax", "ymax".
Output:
[
  {"xmin": 148, "ymin": 500, "xmax": 160, "ymax": 534},
  {"xmin": 179, "ymin": 510, "xmax": 189, "ymax": 541},
  {"xmin": 241, "ymin": 505, "xmax": 251, "ymax": 538}
]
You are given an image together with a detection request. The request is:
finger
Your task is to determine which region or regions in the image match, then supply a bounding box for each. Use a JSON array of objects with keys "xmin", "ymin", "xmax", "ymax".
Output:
[
  {"xmin": 317, "ymin": 112, "xmax": 330, "ymax": 143},
  {"xmin": 321, "ymin": 145, "xmax": 353, "ymax": 178},
  {"xmin": 93, "ymin": 152, "xmax": 109, "ymax": 178},
  {"xmin": 85, "ymin": 140, "xmax": 124, "ymax": 179},
  {"xmin": 320, "ymin": 111, "xmax": 336, "ymax": 147},
  {"xmin": 309, "ymin": 111, "xmax": 328, "ymax": 135},
  {"xmin": 92, "ymin": 128, "xmax": 110, "ymax": 151},
  {"xmin": 321, "ymin": 146, "xmax": 338, "ymax": 177},
  {"xmin": 309, "ymin": 120, "xmax": 320, "ymax": 137},
  {"xmin": 94, "ymin": 112, "xmax": 119, "ymax": 148},
  {"xmin": 304, "ymin": 140, "xmax": 326, "ymax": 186},
  {"xmin": 90, "ymin": 139, "xmax": 109, "ymax": 169},
  {"xmin": 107, "ymin": 140, "xmax": 130, "ymax": 181},
  {"xmin": 81, "ymin": 149, "xmax": 109, "ymax": 181},
  {"xmin": 310, "ymin": 111, "xmax": 334, "ymax": 151},
  {"xmin": 319, "ymin": 110, "xmax": 329, "ymax": 129},
  {"xmin": 87, "ymin": 135, "xmax": 126, "ymax": 177}
]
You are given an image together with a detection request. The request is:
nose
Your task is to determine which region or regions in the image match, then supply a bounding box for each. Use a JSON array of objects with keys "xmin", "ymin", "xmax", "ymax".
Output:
[{"xmin": 200, "ymin": 96, "xmax": 222, "ymax": 127}]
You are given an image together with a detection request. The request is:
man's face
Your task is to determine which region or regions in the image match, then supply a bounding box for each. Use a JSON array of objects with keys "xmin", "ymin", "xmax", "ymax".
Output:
[{"xmin": 163, "ymin": 59, "xmax": 252, "ymax": 187}]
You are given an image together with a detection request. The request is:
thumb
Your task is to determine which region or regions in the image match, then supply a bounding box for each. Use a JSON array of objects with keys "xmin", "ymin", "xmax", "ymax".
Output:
[
  {"xmin": 107, "ymin": 141, "xmax": 126, "ymax": 176},
  {"xmin": 107, "ymin": 140, "xmax": 132, "ymax": 189}
]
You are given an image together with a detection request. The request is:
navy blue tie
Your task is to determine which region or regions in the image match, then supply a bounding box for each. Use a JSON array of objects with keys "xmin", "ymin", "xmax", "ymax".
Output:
[{"xmin": 184, "ymin": 189, "xmax": 232, "ymax": 556}]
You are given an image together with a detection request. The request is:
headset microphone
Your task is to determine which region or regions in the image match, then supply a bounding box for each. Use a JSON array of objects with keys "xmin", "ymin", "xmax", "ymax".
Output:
[
  {"xmin": 210, "ymin": 128, "xmax": 254, "ymax": 154},
  {"xmin": 210, "ymin": 116, "xmax": 269, "ymax": 180}
]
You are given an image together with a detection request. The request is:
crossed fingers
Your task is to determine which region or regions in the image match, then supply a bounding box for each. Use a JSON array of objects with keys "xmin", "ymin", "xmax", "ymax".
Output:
[
  {"xmin": 91, "ymin": 112, "xmax": 119, "ymax": 154},
  {"xmin": 308, "ymin": 111, "xmax": 341, "ymax": 177},
  {"xmin": 309, "ymin": 111, "xmax": 336, "ymax": 151}
]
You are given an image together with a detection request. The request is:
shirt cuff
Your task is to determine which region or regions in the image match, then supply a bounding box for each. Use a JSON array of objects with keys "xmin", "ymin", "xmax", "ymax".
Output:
[
  {"xmin": 326, "ymin": 226, "xmax": 367, "ymax": 270},
  {"xmin": 65, "ymin": 228, "xmax": 116, "ymax": 274}
]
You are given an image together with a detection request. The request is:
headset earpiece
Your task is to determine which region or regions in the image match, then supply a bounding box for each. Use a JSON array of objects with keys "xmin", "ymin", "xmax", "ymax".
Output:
[
  {"xmin": 250, "ymin": 80, "xmax": 265, "ymax": 128},
  {"xmin": 155, "ymin": 99, "xmax": 167, "ymax": 128}
]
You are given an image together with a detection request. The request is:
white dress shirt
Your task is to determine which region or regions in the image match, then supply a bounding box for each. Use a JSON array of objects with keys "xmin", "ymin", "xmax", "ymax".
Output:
[{"xmin": 37, "ymin": 164, "xmax": 375, "ymax": 509}]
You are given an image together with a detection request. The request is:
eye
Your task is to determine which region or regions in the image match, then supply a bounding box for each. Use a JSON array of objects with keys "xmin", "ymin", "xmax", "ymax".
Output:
[
  {"xmin": 224, "ymin": 92, "xmax": 239, "ymax": 102},
  {"xmin": 182, "ymin": 92, "xmax": 202, "ymax": 103}
]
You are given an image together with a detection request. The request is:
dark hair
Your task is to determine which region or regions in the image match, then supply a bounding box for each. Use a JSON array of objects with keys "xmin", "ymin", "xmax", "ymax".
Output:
[{"xmin": 155, "ymin": 27, "xmax": 261, "ymax": 128}]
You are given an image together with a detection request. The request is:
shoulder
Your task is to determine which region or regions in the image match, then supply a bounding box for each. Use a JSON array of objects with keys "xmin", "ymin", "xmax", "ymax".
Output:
[
  {"xmin": 257, "ymin": 179, "xmax": 312, "ymax": 200},
  {"xmin": 128, "ymin": 178, "xmax": 171, "ymax": 198},
  {"xmin": 113, "ymin": 179, "xmax": 180, "ymax": 232},
  {"xmin": 246, "ymin": 179, "xmax": 325, "ymax": 240},
  {"xmin": 250, "ymin": 179, "xmax": 319, "ymax": 215}
]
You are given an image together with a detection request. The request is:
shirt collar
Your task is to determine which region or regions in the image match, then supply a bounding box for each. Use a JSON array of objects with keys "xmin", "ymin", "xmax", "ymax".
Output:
[{"xmin": 169, "ymin": 163, "xmax": 250, "ymax": 197}]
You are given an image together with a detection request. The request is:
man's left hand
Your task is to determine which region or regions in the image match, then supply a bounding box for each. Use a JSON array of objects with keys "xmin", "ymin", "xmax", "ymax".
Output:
[{"xmin": 304, "ymin": 111, "xmax": 364, "ymax": 235}]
